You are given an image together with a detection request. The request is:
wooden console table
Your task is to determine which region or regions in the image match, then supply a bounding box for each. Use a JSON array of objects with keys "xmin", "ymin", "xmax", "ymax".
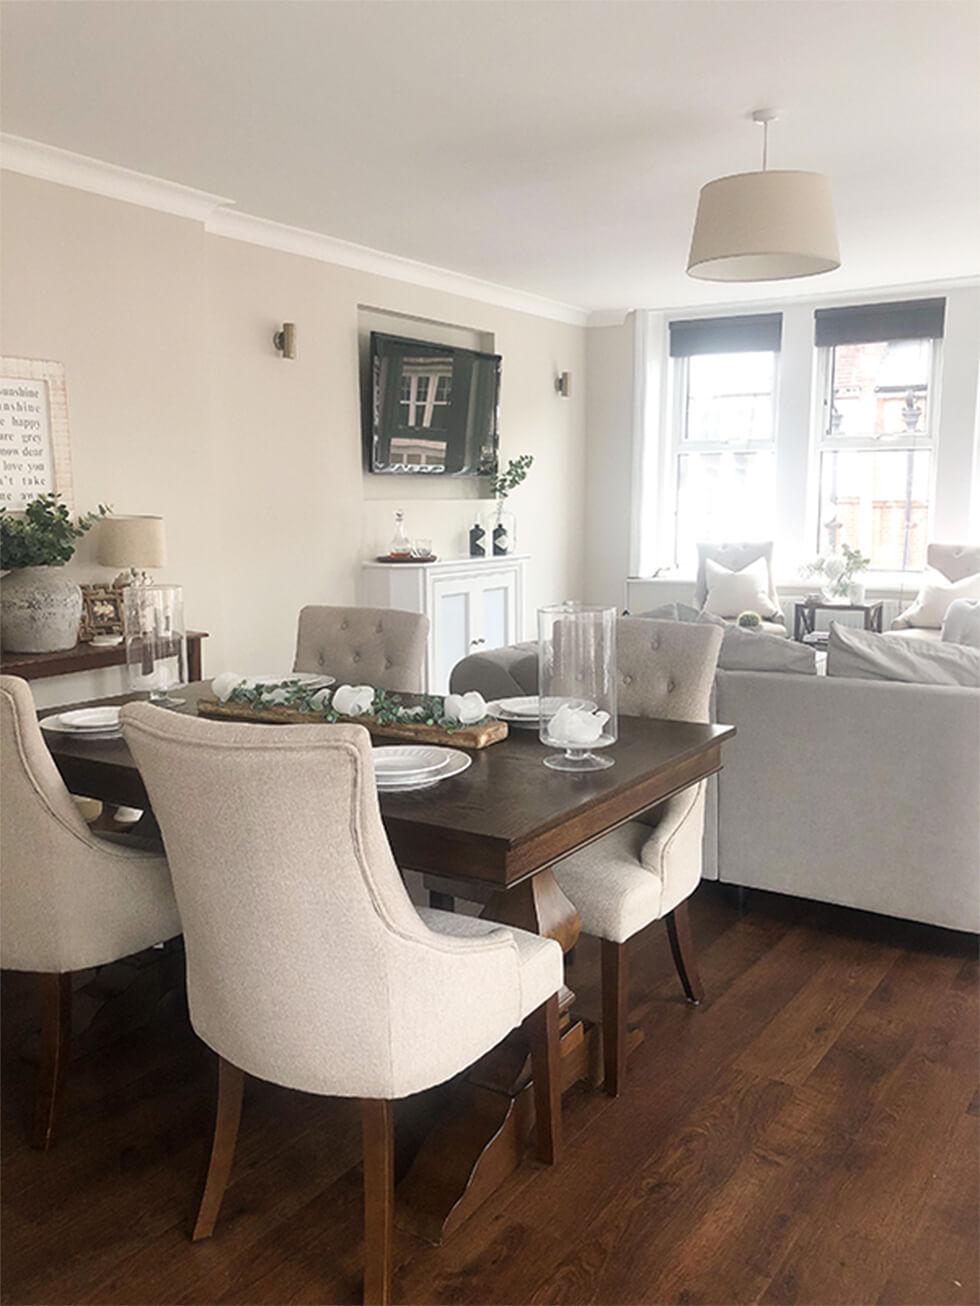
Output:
[{"xmin": 1, "ymin": 631, "xmax": 208, "ymax": 683}]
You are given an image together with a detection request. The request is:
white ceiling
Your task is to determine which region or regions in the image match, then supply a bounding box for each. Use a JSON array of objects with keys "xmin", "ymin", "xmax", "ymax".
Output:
[{"xmin": 2, "ymin": 0, "xmax": 978, "ymax": 313}]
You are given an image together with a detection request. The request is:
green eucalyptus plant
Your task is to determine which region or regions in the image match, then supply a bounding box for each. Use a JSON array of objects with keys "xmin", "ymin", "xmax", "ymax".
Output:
[
  {"xmin": 489, "ymin": 454, "xmax": 534, "ymax": 503},
  {"xmin": 0, "ymin": 494, "xmax": 110, "ymax": 570}
]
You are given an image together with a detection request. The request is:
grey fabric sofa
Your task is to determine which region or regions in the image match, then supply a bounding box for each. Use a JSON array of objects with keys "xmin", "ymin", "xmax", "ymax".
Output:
[{"xmin": 451, "ymin": 640, "xmax": 980, "ymax": 933}]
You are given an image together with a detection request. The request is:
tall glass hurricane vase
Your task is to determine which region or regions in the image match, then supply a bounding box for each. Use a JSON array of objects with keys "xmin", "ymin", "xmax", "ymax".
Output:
[
  {"xmin": 538, "ymin": 603, "xmax": 618, "ymax": 771},
  {"xmin": 124, "ymin": 583, "xmax": 187, "ymax": 706}
]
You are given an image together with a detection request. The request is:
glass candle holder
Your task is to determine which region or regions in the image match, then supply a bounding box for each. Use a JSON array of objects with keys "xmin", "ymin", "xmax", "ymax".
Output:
[
  {"xmin": 538, "ymin": 603, "xmax": 618, "ymax": 771},
  {"xmin": 124, "ymin": 583, "xmax": 187, "ymax": 706}
]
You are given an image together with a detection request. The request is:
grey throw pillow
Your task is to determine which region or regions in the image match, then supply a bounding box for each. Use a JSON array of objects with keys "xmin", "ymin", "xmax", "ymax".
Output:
[{"xmin": 827, "ymin": 623, "xmax": 980, "ymax": 687}]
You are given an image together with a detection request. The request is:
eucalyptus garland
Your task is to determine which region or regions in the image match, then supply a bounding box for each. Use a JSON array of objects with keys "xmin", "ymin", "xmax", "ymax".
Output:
[{"xmin": 223, "ymin": 680, "xmax": 482, "ymax": 733}]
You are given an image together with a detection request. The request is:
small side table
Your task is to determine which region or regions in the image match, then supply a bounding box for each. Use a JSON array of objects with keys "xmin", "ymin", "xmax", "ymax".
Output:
[{"xmin": 793, "ymin": 600, "xmax": 883, "ymax": 644}]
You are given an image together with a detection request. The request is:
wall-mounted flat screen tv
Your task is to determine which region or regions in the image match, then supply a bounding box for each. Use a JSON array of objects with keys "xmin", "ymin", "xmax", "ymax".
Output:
[{"xmin": 367, "ymin": 332, "xmax": 501, "ymax": 476}]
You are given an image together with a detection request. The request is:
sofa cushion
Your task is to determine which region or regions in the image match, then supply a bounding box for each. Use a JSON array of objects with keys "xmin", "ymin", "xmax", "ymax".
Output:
[
  {"xmin": 943, "ymin": 598, "xmax": 980, "ymax": 649},
  {"xmin": 637, "ymin": 602, "xmax": 813, "ymax": 674},
  {"xmin": 702, "ymin": 556, "xmax": 780, "ymax": 620},
  {"xmin": 894, "ymin": 567, "xmax": 980, "ymax": 629},
  {"xmin": 827, "ymin": 624, "xmax": 980, "ymax": 687}
]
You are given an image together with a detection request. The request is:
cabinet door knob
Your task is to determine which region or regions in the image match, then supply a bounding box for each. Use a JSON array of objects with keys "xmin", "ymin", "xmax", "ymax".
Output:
[{"xmin": 470, "ymin": 638, "xmax": 485, "ymax": 647}]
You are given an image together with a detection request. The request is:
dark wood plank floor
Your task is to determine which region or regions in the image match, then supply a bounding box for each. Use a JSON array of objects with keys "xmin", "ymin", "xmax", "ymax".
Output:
[{"xmin": 2, "ymin": 886, "xmax": 977, "ymax": 1306}]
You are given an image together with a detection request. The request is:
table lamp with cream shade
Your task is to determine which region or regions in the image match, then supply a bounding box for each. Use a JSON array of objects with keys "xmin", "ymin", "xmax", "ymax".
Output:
[{"xmin": 97, "ymin": 514, "xmax": 166, "ymax": 585}]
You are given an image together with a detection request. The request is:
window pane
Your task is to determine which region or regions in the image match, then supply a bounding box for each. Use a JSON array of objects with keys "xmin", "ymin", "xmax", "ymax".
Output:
[
  {"xmin": 675, "ymin": 450, "xmax": 775, "ymax": 568},
  {"xmin": 685, "ymin": 351, "xmax": 775, "ymax": 443},
  {"xmin": 818, "ymin": 448, "xmax": 930, "ymax": 571},
  {"xmin": 828, "ymin": 339, "xmax": 931, "ymax": 438}
]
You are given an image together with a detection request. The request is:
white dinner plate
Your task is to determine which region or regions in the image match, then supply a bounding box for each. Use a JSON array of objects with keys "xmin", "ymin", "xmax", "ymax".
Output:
[
  {"xmin": 58, "ymin": 707, "xmax": 122, "ymax": 731},
  {"xmin": 40, "ymin": 714, "xmax": 121, "ymax": 738},
  {"xmin": 375, "ymin": 749, "xmax": 471, "ymax": 792},
  {"xmin": 491, "ymin": 695, "xmax": 541, "ymax": 718},
  {"xmin": 372, "ymin": 745, "xmax": 451, "ymax": 780},
  {"xmin": 241, "ymin": 672, "xmax": 335, "ymax": 688},
  {"xmin": 487, "ymin": 696, "xmax": 596, "ymax": 724}
]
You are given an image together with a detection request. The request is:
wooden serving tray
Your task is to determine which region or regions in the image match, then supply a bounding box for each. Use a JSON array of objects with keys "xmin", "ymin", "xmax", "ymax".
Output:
[{"xmin": 195, "ymin": 697, "xmax": 507, "ymax": 749}]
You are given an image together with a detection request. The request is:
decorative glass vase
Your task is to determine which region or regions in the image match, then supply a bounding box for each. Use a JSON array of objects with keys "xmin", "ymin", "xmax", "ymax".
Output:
[
  {"xmin": 538, "ymin": 603, "xmax": 618, "ymax": 771},
  {"xmin": 124, "ymin": 583, "xmax": 187, "ymax": 706}
]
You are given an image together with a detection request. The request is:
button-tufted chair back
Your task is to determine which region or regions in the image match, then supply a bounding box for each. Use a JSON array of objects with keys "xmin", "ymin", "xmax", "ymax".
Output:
[
  {"xmin": 695, "ymin": 541, "xmax": 779, "ymax": 612},
  {"xmin": 616, "ymin": 618, "xmax": 723, "ymax": 723},
  {"xmin": 121, "ymin": 704, "xmax": 535, "ymax": 1100},
  {"xmin": 0, "ymin": 675, "xmax": 180, "ymax": 973},
  {"xmin": 293, "ymin": 605, "xmax": 429, "ymax": 692},
  {"xmin": 927, "ymin": 543, "xmax": 980, "ymax": 584}
]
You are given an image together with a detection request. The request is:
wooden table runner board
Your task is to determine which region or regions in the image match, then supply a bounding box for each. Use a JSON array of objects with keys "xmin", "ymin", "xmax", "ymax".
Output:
[{"xmin": 196, "ymin": 696, "xmax": 508, "ymax": 749}]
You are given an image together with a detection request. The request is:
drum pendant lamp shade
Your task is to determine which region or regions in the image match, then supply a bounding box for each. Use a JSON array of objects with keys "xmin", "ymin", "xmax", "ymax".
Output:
[
  {"xmin": 97, "ymin": 515, "xmax": 167, "ymax": 568},
  {"xmin": 687, "ymin": 112, "xmax": 840, "ymax": 283},
  {"xmin": 687, "ymin": 170, "xmax": 840, "ymax": 282}
]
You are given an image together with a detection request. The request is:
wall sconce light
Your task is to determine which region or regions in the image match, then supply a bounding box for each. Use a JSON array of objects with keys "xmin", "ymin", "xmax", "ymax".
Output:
[
  {"xmin": 273, "ymin": 322, "xmax": 297, "ymax": 360},
  {"xmin": 554, "ymin": 371, "xmax": 571, "ymax": 398}
]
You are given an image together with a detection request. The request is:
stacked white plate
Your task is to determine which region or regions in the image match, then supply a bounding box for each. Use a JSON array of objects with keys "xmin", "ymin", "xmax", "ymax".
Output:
[
  {"xmin": 372, "ymin": 745, "xmax": 471, "ymax": 792},
  {"xmin": 40, "ymin": 706, "xmax": 123, "ymax": 738},
  {"xmin": 486, "ymin": 696, "xmax": 595, "ymax": 729}
]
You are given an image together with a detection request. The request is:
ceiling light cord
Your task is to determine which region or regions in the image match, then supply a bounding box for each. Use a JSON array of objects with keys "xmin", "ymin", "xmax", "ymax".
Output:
[{"xmin": 752, "ymin": 107, "xmax": 778, "ymax": 172}]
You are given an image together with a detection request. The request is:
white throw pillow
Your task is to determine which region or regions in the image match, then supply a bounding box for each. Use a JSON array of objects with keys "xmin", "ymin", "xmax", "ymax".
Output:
[
  {"xmin": 702, "ymin": 556, "xmax": 778, "ymax": 620},
  {"xmin": 895, "ymin": 568, "xmax": 980, "ymax": 629},
  {"xmin": 943, "ymin": 599, "xmax": 980, "ymax": 649}
]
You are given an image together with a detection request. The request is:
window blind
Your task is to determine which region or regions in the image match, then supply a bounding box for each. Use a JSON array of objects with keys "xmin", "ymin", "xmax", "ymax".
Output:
[
  {"xmin": 814, "ymin": 298, "xmax": 946, "ymax": 348},
  {"xmin": 668, "ymin": 312, "xmax": 782, "ymax": 358}
]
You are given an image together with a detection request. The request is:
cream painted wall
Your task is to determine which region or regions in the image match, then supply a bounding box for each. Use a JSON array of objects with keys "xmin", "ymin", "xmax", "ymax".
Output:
[{"xmin": 1, "ymin": 173, "xmax": 586, "ymax": 702}]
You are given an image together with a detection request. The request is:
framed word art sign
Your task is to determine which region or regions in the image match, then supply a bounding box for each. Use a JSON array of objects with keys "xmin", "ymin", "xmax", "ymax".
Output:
[{"xmin": 0, "ymin": 357, "xmax": 74, "ymax": 512}]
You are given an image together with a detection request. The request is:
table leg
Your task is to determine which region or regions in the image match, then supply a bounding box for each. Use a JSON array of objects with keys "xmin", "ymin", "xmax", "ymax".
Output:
[
  {"xmin": 187, "ymin": 637, "xmax": 202, "ymax": 683},
  {"xmin": 395, "ymin": 868, "xmax": 592, "ymax": 1245}
]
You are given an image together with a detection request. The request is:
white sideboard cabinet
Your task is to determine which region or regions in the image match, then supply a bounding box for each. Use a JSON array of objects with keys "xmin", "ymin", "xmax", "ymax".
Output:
[{"xmin": 361, "ymin": 555, "xmax": 527, "ymax": 692}]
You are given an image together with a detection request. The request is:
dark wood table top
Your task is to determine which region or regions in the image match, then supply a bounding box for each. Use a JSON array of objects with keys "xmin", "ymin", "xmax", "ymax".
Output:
[{"xmin": 40, "ymin": 681, "xmax": 734, "ymax": 889}]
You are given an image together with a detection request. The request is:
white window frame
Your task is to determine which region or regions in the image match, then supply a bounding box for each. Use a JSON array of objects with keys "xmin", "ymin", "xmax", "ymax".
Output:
[
  {"xmin": 665, "ymin": 349, "xmax": 780, "ymax": 567},
  {"xmin": 809, "ymin": 338, "xmax": 943, "ymax": 573}
]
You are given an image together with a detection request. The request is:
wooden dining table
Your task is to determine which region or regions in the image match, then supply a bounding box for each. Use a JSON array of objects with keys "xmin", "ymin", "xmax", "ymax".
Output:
[{"xmin": 40, "ymin": 680, "xmax": 735, "ymax": 1243}]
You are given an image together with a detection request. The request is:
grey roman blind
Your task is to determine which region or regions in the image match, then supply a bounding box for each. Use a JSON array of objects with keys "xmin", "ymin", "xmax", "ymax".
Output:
[
  {"xmin": 814, "ymin": 298, "xmax": 946, "ymax": 348},
  {"xmin": 668, "ymin": 313, "xmax": 782, "ymax": 358}
]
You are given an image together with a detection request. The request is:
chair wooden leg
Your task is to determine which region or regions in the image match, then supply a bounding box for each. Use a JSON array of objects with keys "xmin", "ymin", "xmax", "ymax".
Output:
[
  {"xmin": 524, "ymin": 992, "xmax": 561, "ymax": 1164},
  {"xmin": 191, "ymin": 1057, "xmax": 245, "ymax": 1241},
  {"xmin": 600, "ymin": 939, "xmax": 628, "ymax": 1098},
  {"xmin": 665, "ymin": 899, "xmax": 704, "ymax": 1004},
  {"xmin": 361, "ymin": 1098, "xmax": 395, "ymax": 1306},
  {"xmin": 427, "ymin": 890, "xmax": 455, "ymax": 912},
  {"xmin": 31, "ymin": 973, "xmax": 72, "ymax": 1150}
]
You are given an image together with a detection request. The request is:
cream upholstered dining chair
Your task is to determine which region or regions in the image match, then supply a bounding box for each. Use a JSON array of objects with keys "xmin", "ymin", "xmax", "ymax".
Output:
[
  {"xmin": 0, "ymin": 675, "xmax": 180, "ymax": 1148},
  {"xmin": 553, "ymin": 618, "xmax": 724, "ymax": 1097},
  {"xmin": 293, "ymin": 604, "xmax": 429, "ymax": 692},
  {"xmin": 121, "ymin": 705, "xmax": 563, "ymax": 1306}
]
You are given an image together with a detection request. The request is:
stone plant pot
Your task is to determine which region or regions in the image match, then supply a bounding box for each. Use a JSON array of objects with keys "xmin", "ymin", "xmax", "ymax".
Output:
[{"xmin": 0, "ymin": 566, "xmax": 83, "ymax": 653}]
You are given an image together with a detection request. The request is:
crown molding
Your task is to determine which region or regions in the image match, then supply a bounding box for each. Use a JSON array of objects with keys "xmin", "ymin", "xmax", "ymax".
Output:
[
  {"xmin": 0, "ymin": 134, "xmax": 233, "ymax": 222},
  {"xmin": 205, "ymin": 209, "xmax": 587, "ymax": 326},
  {"xmin": 586, "ymin": 309, "xmax": 632, "ymax": 328},
  {"xmin": 1, "ymin": 133, "xmax": 588, "ymax": 327}
]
